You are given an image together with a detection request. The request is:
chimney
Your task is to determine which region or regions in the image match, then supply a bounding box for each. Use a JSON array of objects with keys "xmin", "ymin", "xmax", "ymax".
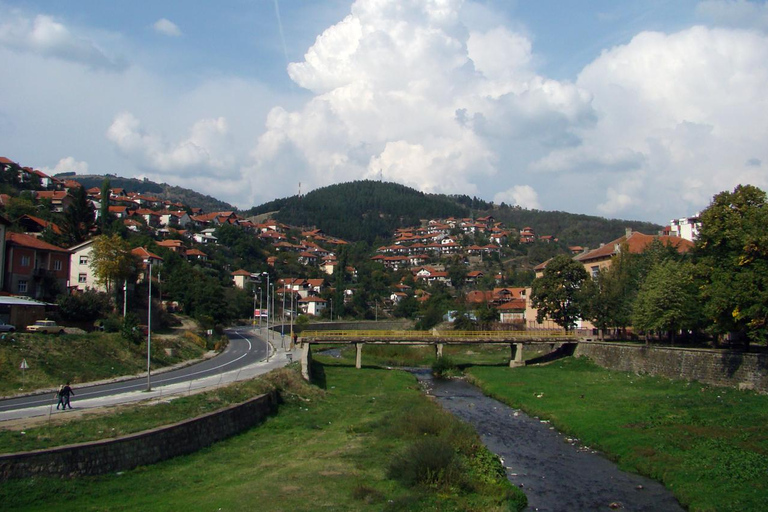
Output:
[{"xmin": 625, "ymin": 227, "xmax": 633, "ymax": 238}]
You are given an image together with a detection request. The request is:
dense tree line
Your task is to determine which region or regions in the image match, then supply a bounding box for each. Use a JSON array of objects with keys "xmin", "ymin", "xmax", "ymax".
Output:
[{"xmin": 531, "ymin": 185, "xmax": 768, "ymax": 347}]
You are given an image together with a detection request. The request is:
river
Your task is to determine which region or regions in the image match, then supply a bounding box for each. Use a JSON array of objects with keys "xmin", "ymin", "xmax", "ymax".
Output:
[{"xmin": 411, "ymin": 369, "xmax": 685, "ymax": 512}]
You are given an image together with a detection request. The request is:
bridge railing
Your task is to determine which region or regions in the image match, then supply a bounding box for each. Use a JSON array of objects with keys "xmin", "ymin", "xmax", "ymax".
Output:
[{"xmin": 300, "ymin": 330, "xmax": 576, "ymax": 340}]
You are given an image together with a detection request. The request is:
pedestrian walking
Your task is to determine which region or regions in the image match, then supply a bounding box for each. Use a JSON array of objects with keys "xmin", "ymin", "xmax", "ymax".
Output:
[
  {"xmin": 55, "ymin": 385, "xmax": 65, "ymax": 410},
  {"xmin": 60, "ymin": 383, "xmax": 75, "ymax": 409}
]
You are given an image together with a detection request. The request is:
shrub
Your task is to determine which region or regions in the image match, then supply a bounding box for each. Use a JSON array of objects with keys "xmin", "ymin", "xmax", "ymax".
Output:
[
  {"xmin": 57, "ymin": 289, "xmax": 112, "ymax": 322},
  {"xmin": 121, "ymin": 313, "xmax": 143, "ymax": 345},
  {"xmin": 387, "ymin": 437, "xmax": 461, "ymax": 487},
  {"xmin": 432, "ymin": 356, "xmax": 459, "ymax": 379}
]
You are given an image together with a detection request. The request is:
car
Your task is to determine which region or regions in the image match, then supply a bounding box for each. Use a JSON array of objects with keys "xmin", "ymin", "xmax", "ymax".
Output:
[
  {"xmin": 0, "ymin": 322, "xmax": 16, "ymax": 333},
  {"xmin": 26, "ymin": 319, "xmax": 65, "ymax": 335}
]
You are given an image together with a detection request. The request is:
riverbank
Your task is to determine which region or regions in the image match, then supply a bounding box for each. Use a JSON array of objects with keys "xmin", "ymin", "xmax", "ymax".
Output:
[
  {"xmin": 0, "ymin": 362, "xmax": 525, "ymax": 511},
  {"xmin": 466, "ymin": 357, "xmax": 768, "ymax": 512}
]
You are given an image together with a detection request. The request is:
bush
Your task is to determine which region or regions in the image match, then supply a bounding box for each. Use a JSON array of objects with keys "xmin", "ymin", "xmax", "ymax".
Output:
[
  {"xmin": 387, "ymin": 437, "xmax": 462, "ymax": 487},
  {"xmin": 432, "ymin": 356, "xmax": 459, "ymax": 379},
  {"xmin": 57, "ymin": 290, "xmax": 112, "ymax": 322},
  {"xmin": 102, "ymin": 314, "xmax": 123, "ymax": 333},
  {"xmin": 121, "ymin": 313, "xmax": 143, "ymax": 345}
]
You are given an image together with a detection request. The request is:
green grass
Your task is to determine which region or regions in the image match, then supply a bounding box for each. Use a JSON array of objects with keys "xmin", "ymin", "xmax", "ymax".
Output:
[
  {"xmin": 466, "ymin": 357, "xmax": 768, "ymax": 512},
  {"xmin": 1, "ymin": 362, "xmax": 526, "ymax": 511},
  {"xmin": 0, "ymin": 331, "xmax": 207, "ymax": 395},
  {"xmin": 325, "ymin": 343, "xmax": 546, "ymax": 369}
]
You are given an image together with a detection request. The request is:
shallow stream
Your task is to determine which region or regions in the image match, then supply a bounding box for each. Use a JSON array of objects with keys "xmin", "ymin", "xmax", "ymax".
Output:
[{"xmin": 411, "ymin": 369, "xmax": 684, "ymax": 512}]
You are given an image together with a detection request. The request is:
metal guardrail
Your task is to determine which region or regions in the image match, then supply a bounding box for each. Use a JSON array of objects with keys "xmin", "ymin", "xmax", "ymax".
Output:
[{"xmin": 300, "ymin": 330, "xmax": 577, "ymax": 340}]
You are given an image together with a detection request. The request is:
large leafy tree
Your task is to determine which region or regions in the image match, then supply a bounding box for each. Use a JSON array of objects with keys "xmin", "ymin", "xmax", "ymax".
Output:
[
  {"xmin": 530, "ymin": 254, "xmax": 588, "ymax": 331},
  {"xmin": 695, "ymin": 184, "xmax": 768, "ymax": 344},
  {"xmin": 90, "ymin": 234, "xmax": 136, "ymax": 295},
  {"xmin": 633, "ymin": 260, "xmax": 701, "ymax": 343}
]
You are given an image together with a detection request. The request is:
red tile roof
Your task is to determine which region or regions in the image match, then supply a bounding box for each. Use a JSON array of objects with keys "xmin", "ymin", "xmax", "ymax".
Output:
[{"xmin": 6, "ymin": 232, "xmax": 69, "ymax": 252}]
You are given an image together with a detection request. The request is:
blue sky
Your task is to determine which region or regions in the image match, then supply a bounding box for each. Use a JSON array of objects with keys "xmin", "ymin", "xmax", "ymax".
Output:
[{"xmin": 2, "ymin": 0, "xmax": 767, "ymax": 224}]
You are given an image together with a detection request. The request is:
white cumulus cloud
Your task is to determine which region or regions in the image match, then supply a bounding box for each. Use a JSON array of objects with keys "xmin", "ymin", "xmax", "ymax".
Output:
[
  {"xmin": 493, "ymin": 185, "xmax": 541, "ymax": 209},
  {"xmin": 247, "ymin": 0, "xmax": 592, "ymax": 206},
  {"xmin": 41, "ymin": 156, "xmax": 89, "ymax": 175},
  {"xmin": 153, "ymin": 18, "xmax": 182, "ymax": 37},
  {"xmin": 107, "ymin": 112, "xmax": 236, "ymax": 177}
]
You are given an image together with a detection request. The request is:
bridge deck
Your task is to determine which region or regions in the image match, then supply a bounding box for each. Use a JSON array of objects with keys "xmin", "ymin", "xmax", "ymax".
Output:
[{"xmin": 300, "ymin": 330, "xmax": 578, "ymax": 344}]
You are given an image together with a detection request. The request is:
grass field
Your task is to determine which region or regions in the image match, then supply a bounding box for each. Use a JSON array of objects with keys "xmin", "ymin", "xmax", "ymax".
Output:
[
  {"xmin": 1, "ymin": 361, "xmax": 526, "ymax": 511},
  {"xmin": 0, "ymin": 330, "xmax": 209, "ymax": 395},
  {"xmin": 466, "ymin": 357, "xmax": 768, "ymax": 512}
]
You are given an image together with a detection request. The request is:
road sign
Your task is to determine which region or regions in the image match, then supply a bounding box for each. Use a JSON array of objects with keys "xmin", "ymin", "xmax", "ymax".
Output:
[{"xmin": 20, "ymin": 359, "xmax": 28, "ymax": 370}]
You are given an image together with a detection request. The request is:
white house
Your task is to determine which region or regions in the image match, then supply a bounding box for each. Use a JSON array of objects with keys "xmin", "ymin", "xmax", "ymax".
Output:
[
  {"xmin": 68, "ymin": 240, "xmax": 106, "ymax": 292},
  {"xmin": 299, "ymin": 296, "xmax": 327, "ymax": 316}
]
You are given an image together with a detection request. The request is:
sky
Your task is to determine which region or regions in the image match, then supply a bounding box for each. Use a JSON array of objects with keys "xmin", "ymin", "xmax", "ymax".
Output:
[{"xmin": 2, "ymin": 0, "xmax": 768, "ymax": 224}]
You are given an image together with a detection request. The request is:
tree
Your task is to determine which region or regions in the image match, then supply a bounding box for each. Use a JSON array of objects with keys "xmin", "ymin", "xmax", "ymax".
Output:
[
  {"xmin": 62, "ymin": 185, "xmax": 95, "ymax": 244},
  {"xmin": 99, "ymin": 179, "xmax": 114, "ymax": 233},
  {"xmin": 530, "ymin": 254, "xmax": 588, "ymax": 331},
  {"xmin": 633, "ymin": 260, "xmax": 701, "ymax": 343},
  {"xmin": 695, "ymin": 184, "xmax": 768, "ymax": 344},
  {"xmin": 90, "ymin": 234, "xmax": 136, "ymax": 295}
]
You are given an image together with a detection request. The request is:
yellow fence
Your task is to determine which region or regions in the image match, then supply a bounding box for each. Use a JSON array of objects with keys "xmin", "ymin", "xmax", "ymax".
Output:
[{"xmin": 300, "ymin": 330, "xmax": 577, "ymax": 340}]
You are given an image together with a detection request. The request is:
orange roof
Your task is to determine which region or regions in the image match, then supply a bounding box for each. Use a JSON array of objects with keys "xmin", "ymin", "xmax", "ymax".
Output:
[
  {"xmin": 131, "ymin": 247, "xmax": 163, "ymax": 261},
  {"xmin": 575, "ymin": 231, "xmax": 693, "ymax": 264},
  {"xmin": 6, "ymin": 232, "xmax": 69, "ymax": 252}
]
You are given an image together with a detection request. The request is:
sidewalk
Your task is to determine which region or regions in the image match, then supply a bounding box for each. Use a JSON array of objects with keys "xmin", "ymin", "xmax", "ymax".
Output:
[{"xmin": 0, "ymin": 328, "xmax": 301, "ymax": 424}]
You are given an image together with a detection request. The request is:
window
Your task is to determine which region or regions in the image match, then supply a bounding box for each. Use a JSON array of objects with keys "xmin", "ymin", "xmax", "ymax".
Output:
[
  {"xmin": 18, "ymin": 280, "xmax": 27, "ymax": 293},
  {"xmin": 20, "ymin": 255, "xmax": 30, "ymax": 267},
  {"xmin": 79, "ymin": 256, "xmax": 88, "ymax": 265},
  {"xmin": 78, "ymin": 273, "xmax": 87, "ymax": 283},
  {"xmin": 591, "ymin": 266, "xmax": 600, "ymax": 279},
  {"xmin": 53, "ymin": 260, "xmax": 62, "ymax": 271}
]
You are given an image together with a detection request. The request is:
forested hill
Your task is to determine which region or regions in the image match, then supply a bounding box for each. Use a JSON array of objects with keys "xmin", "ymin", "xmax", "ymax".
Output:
[
  {"xmin": 483, "ymin": 206, "xmax": 663, "ymax": 251},
  {"xmin": 247, "ymin": 180, "xmax": 663, "ymax": 247},
  {"xmin": 67, "ymin": 175, "xmax": 234, "ymax": 212},
  {"xmin": 245, "ymin": 181, "xmax": 469, "ymax": 244}
]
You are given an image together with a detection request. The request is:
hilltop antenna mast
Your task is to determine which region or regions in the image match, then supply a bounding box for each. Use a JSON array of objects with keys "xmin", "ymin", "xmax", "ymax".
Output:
[
  {"xmin": 298, "ymin": 181, "xmax": 301, "ymax": 198},
  {"xmin": 378, "ymin": 169, "xmax": 383, "ymax": 182}
]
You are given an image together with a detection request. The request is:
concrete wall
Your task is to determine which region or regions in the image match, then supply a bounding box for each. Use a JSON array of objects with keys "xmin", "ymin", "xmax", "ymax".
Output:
[
  {"xmin": 0, "ymin": 391, "xmax": 278, "ymax": 481},
  {"xmin": 576, "ymin": 342, "xmax": 768, "ymax": 393}
]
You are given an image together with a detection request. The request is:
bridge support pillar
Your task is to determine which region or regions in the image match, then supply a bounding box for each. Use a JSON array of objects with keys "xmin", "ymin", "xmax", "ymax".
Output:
[
  {"xmin": 510, "ymin": 343, "xmax": 525, "ymax": 367},
  {"xmin": 435, "ymin": 343, "xmax": 444, "ymax": 359},
  {"xmin": 355, "ymin": 343, "xmax": 363, "ymax": 369},
  {"xmin": 301, "ymin": 343, "xmax": 313, "ymax": 382}
]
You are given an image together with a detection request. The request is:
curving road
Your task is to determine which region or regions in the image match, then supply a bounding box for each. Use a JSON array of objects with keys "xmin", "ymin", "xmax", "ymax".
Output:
[{"xmin": 0, "ymin": 327, "xmax": 271, "ymax": 416}]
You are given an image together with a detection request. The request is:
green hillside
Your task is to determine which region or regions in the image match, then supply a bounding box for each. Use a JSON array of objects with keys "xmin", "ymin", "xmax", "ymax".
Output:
[
  {"xmin": 246, "ymin": 180, "xmax": 469, "ymax": 244},
  {"xmin": 247, "ymin": 180, "xmax": 662, "ymax": 247},
  {"xmin": 66, "ymin": 175, "xmax": 235, "ymax": 212}
]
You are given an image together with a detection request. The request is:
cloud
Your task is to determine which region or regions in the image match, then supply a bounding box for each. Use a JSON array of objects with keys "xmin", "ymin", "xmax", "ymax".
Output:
[
  {"xmin": 249, "ymin": 0, "xmax": 593, "ymax": 206},
  {"xmin": 696, "ymin": 0, "xmax": 768, "ymax": 30},
  {"xmin": 493, "ymin": 185, "xmax": 541, "ymax": 209},
  {"xmin": 530, "ymin": 25, "xmax": 768, "ymax": 219},
  {"xmin": 106, "ymin": 112, "xmax": 237, "ymax": 177},
  {"xmin": 0, "ymin": 10, "xmax": 123, "ymax": 70},
  {"xmin": 41, "ymin": 156, "xmax": 89, "ymax": 175},
  {"xmin": 153, "ymin": 18, "xmax": 182, "ymax": 37}
]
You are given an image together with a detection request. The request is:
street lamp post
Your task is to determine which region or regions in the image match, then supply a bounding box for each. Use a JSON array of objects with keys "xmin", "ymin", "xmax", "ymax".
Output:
[
  {"xmin": 330, "ymin": 298, "xmax": 333, "ymax": 322},
  {"xmin": 144, "ymin": 259, "xmax": 153, "ymax": 392},
  {"xmin": 259, "ymin": 287, "xmax": 263, "ymax": 328},
  {"xmin": 253, "ymin": 288, "xmax": 257, "ymax": 326},
  {"xmin": 262, "ymin": 273, "xmax": 270, "ymax": 341}
]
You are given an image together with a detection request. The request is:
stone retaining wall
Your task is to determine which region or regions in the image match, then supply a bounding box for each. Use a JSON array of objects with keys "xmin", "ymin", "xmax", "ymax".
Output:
[
  {"xmin": 0, "ymin": 391, "xmax": 278, "ymax": 481},
  {"xmin": 575, "ymin": 342, "xmax": 768, "ymax": 393}
]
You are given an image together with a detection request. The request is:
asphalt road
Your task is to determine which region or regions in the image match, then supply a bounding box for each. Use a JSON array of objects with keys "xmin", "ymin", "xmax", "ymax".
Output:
[{"xmin": 0, "ymin": 326, "xmax": 269, "ymax": 414}]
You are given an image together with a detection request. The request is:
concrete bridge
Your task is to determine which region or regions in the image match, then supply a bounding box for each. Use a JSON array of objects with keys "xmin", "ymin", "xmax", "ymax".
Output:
[{"xmin": 298, "ymin": 330, "xmax": 580, "ymax": 381}]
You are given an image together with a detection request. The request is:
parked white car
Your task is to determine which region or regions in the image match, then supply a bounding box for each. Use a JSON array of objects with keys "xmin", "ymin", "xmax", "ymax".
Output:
[
  {"xmin": 26, "ymin": 320, "xmax": 65, "ymax": 334},
  {"xmin": 0, "ymin": 322, "xmax": 15, "ymax": 333}
]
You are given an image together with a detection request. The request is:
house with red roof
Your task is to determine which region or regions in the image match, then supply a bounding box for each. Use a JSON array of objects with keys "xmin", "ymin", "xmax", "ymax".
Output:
[{"xmin": 4, "ymin": 232, "xmax": 71, "ymax": 299}]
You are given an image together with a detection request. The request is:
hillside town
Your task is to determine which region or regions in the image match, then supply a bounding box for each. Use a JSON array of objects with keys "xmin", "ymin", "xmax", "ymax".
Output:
[{"xmin": 0, "ymin": 155, "xmax": 703, "ymax": 337}]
